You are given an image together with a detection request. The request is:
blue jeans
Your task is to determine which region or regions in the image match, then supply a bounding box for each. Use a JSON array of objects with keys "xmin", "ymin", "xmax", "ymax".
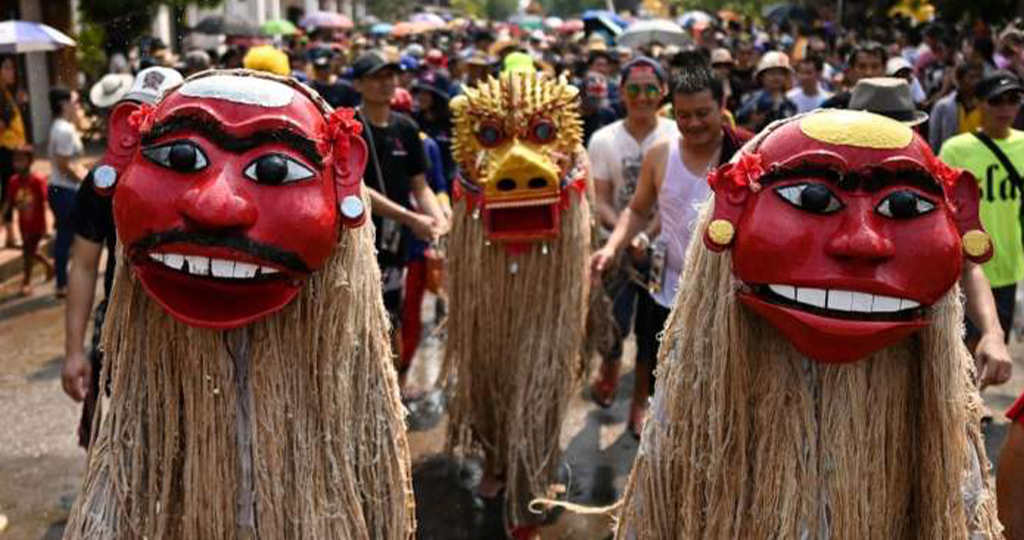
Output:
[{"xmin": 48, "ymin": 185, "xmax": 77, "ymax": 289}]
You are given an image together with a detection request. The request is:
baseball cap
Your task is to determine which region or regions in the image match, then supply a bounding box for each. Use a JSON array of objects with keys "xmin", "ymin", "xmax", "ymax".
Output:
[
  {"xmin": 885, "ymin": 57, "xmax": 913, "ymax": 77},
  {"xmin": 976, "ymin": 70, "xmax": 1024, "ymax": 101},
  {"xmin": 352, "ymin": 50, "xmax": 402, "ymax": 79},
  {"xmin": 123, "ymin": 66, "xmax": 184, "ymax": 104},
  {"xmin": 309, "ymin": 47, "xmax": 333, "ymax": 69}
]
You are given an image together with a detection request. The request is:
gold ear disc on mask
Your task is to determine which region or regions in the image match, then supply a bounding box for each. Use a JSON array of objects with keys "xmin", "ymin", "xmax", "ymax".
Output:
[
  {"xmin": 963, "ymin": 230, "xmax": 991, "ymax": 258},
  {"xmin": 707, "ymin": 219, "xmax": 735, "ymax": 246}
]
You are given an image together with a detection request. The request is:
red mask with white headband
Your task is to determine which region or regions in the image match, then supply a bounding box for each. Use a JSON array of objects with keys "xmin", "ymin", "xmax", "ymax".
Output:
[
  {"xmin": 106, "ymin": 70, "xmax": 367, "ymax": 329},
  {"xmin": 703, "ymin": 110, "xmax": 992, "ymax": 363}
]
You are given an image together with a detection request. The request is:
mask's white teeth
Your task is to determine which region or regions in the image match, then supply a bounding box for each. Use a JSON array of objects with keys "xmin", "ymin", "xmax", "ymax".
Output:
[
  {"xmin": 210, "ymin": 259, "xmax": 235, "ymax": 278},
  {"xmin": 184, "ymin": 255, "xmax": 209, "ymax": 276},
  {"xmin": 163, "ymin": 253, "xmax": 185, "ymax": 270},
  {"xmin": 149, "ymin": 253, "xmax": 165, "ymax": 262},
  {"xmin": 872, "ymin": 295, "xmax": 902, "ymax": 313},
  {"xmin": 771, "ymin": 284, "xmax": 920, "ymax": 314},
  {"xmin": 768, "ymin": 284, "xmax": 796, "ymax": 300},
  {"xmin": 851, "ymin": 292, "xmax": 873, "ymax": 312},
  {"xmin": 260, "ymin": 266, "xmax": 279, "ymax": 275},
  {"xmin": 233, "ymin": 262, "xmax": 258, "ymax": 279},
  {"xmin": 795, "ymin": 287, "xmax": 827, "ymax": 308},
  {"xmin": 899, "ymin": 298, "xmax": 920, "ymax": 310},
  {"xmin": 826, "ymin": 289, "xmax": 852, "ymax": 311}
]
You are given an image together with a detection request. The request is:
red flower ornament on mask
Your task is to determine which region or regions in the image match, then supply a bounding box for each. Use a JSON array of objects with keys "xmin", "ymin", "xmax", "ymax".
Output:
[
  {"xmin": 109, "ymin": 70, "xmax": 368, "ymax": 329},
  {"xmin": 704, "ymin": 110, "xmax": 992, "ymax": 363}
]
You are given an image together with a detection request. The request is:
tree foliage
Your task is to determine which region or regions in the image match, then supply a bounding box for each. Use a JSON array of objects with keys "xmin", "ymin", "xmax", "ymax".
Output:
[
  {"xmin": 451, "ymin": 0, "xmax": 526, "ymax": 19},
  {"xmin": 79, "ymin": 0, "xmax": 224, "ymax": 54}
]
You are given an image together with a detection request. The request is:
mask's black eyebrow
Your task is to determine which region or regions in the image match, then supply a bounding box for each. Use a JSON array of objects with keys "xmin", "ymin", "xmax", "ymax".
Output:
[
  {"xmin": 849, "ymin": 166, "xmax": 944, "ymax": 195},
  {"xmin": 141, "ymin": 114, "xmax": 323, "ymax": 169},
  {"xmin": 757, "ymin": 163, "xmax": 943, "ymax": 195}
]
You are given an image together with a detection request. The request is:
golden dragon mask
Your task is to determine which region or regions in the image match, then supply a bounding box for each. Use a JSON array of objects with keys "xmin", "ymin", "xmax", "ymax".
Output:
[{"xmin": 451, "ymin": 71, "xmax": 585, "ymax": 244}]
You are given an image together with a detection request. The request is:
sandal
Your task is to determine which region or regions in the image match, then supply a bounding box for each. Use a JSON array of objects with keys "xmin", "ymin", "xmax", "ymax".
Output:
[
  {"xmin": 628, "ymin": 400, "xmax": 647, "ymax": 440},
  {"xmin": 590, "ymin": 359, "xmax": 620, "ymax": 408}
]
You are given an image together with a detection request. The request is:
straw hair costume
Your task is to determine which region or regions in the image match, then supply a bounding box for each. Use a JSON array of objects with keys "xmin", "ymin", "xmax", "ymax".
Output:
[
  {"xmin": 443, "ymin": 71, "xmax": 591, "ymax": 531},
  {"xmin": 615, "ymin": 111, "xmax": 1002, "ymax": 540},
  {"xmin": 63, "ymin": 70, "xmax": 414, "ymax": 540}
]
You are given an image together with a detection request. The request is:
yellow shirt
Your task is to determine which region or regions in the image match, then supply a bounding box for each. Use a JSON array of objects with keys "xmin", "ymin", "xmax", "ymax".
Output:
[
  {"xmin": 0, "ymin": 90, "xmax": 26, "ymax": 149},
  {"xmin": 957, "ymin": 103, "xmax": 982, "ymax": 135}
]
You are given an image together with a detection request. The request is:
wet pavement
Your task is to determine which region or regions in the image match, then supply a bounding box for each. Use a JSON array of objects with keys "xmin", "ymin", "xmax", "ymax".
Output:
[{"xmin": 1, "ymin": 270, "xmax": 1022, "ymax": 540}]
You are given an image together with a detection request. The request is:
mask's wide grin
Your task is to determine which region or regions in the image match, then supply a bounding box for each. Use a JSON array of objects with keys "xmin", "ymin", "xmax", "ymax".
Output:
[
  {"xmin": 747, "ymin": 283, "xmax": 923, "ymax": 322},
  {"xmin": 131, "ymin": 242, "xmax": 306, "ymax": 329},
  {"xmin": 146, "ymin": 251, "xmax": 282, "ymax": 280}
]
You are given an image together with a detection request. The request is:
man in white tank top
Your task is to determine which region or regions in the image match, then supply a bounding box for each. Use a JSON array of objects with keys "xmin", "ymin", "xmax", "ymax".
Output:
[{"xmin": 592, "ymin": 66, "xmax": 752, "ymax": 433}]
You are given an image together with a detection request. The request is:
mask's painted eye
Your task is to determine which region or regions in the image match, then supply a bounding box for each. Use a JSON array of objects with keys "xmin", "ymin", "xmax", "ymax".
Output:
[
  {"xmin": 529, "ymin": 119, "xmax": 557, "ymax": 144},
  {"xmin": 142, "ymin": 141, "xmax": 208, "ymax": 173},
  {"xmin": 475, "ymin": 121, "xmax": 505, "ymax": 148},
  {"xmin": 776, "ymin": 183, "xmax": 844, "ymax": 214},
  {"xmin": 876, "ymin": 190, "xmax": 936, "ymax": 219},
  {"xmin": 243, "ymin": 154, "xmax": 315, "ymax": 186}
]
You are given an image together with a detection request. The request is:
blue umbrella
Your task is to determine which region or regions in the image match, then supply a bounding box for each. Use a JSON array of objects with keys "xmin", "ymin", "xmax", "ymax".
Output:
[
  {"xmin": 0, "ymin": 20, "xmax": 75, "ymax": 54},
  {"xmin": 581, "ymin": 10, "xmax": 625, "ymax": 36},
  {"xmin": 370, "ymin": 22, "xmax": 394, "ymax": 35}
]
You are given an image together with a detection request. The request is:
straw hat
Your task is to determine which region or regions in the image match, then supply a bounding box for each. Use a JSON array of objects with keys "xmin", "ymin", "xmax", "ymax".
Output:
[{"xmin": 89, "ymin": 73, "xmax": 134, "ymax": 108}]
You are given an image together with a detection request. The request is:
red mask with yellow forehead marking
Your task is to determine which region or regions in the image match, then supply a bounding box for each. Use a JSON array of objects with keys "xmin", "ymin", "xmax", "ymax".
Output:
[
  {"xmin": 450, "ymin": 71, "xmax": 586, "ymax": 245},
  {"xmin": 106, "ymin": 70, "xmax": 367, "ymax": 329},
  {"xmin": 704, "ymin": 110, "xmax": 992, "ymax": 363}
]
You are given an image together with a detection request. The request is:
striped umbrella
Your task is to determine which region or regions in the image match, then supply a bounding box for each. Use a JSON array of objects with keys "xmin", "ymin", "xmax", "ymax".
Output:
[{"xmin": 0, "ymin": 20, "xmax": 75, "ymax": 53}]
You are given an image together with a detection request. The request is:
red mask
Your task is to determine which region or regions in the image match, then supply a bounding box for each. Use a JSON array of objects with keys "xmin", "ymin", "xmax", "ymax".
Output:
[
  {"xmin": 704, "ymin": 110, "xmax": 991, "ymax": 363},
  {"xmin": 109, "ymin": 71, "xmax": 367, "ymax": 329}
]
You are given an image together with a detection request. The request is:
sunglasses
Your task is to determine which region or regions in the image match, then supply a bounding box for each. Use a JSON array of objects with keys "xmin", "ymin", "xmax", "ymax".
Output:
[
  {"xmin": 624, "ymin": 83, "xmax": 661, "ymax": 100},
  {"xmin": 988, "ymin": 93, "xmax": 1023, "ymax": 106}
]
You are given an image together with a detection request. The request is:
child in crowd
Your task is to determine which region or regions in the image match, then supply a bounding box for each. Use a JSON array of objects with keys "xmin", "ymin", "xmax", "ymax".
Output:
[{"xmin": 3, "ymin": 144, "xmax": 53, "ymax": 295}]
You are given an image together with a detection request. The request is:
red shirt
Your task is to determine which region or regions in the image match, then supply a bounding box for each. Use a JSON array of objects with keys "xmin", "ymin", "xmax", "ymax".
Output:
[
  {"xmin": 1009, "ymin": 391, "xmax": 1024, "ymax": 424},
  {"xmin": 5, "ymin": 172, "xmax": 47, "ymax": 236}
]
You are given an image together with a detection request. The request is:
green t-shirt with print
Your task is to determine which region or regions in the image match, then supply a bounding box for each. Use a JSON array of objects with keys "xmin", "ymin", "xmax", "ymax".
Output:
[{"xmin": 940, "ymin": 129, "xmax": 1024, "ymax": 287}]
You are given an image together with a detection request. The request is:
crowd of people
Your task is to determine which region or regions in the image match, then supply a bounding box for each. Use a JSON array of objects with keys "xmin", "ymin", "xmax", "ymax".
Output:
[{"xmin": 1, "ymin": 6, "xmax": 1024, "ymax": 538}]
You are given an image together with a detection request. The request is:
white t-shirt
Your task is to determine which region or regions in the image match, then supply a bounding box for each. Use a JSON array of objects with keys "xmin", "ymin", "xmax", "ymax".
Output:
[
  {"xmin": 786, "ymin": 86, "xmax": 832, "ymax": 114},
  {"xmin": 48, "ymin": 118, "xmax": 83, "ymax": 190},
  {"xmin": 588, "ymin": 117, "xmax": 678, "ymax": 213}
]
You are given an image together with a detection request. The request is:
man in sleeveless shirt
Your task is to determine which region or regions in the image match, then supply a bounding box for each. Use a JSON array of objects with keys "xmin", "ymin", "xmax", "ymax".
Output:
[{"xmin": 592, "ymin": 66, "xmax": 751, "ymax": 434}]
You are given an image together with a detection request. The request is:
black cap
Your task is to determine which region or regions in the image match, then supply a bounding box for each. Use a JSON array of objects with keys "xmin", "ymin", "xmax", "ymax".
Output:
[
  {"xmin": 412, "ymin": 73, "xmax": 451, "ymax": 101},
  {"xmin": 309, "ymin": 47, "xmax": 333, "ymax": 69},
  {"xmin": 977, "ymin": 70, "xmax": 1023, "ymax": 101},
  {"xmin": 351, "ymin": 50, "xmax": 402, "ymax": 79}
]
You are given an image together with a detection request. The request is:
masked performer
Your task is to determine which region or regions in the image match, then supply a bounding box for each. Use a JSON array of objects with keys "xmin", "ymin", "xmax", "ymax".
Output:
[
  {"xmin": 616, "ymin": 110, "xmax": 1002, "ymax": 540},
  {"xmin": 443, "ymin": 71, "xmax": 590, "ymax": 539},
  {"xmin": 64, "ymin": 70, "xmax": 414, "ymax": 540}
]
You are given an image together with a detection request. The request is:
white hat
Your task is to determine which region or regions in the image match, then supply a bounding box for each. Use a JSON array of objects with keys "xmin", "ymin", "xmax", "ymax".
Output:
[
  {"xmin": 755, "ymin": 51, "xmax": 793, "ymax": 79},
  {"xmin": 89, "ymin": 73, "xmax": 134, "ymax": 108},
  {"xmin": 123, "ymin": 66, "xmax": 184, "ymax": 105},
  {"xmin": 885, "ymin": 56, "xmax": 914, "ymax": 77}
]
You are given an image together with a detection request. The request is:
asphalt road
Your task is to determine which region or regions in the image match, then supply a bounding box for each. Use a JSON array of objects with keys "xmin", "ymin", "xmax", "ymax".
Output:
[{"xmin": 0, "ymin": 268, "xmax": 1021, "ymax": 540}]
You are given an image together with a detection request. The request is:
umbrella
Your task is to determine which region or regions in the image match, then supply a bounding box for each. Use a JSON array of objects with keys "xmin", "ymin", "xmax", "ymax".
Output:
[
  {"xmin": 193, "ymin": 14, "xmax": 260, "ymax": 37},
  {"xmin": 392, "ymin": 21, "xmax": 435, "ymax": 37},
  {"xmin": 510, "ymin": 14, "xmax": 544, "ymax": 31},
  {"xmin": 718, "ymin": 9, "xmax": 741, "ymax": 23},
  {"xmin": 370, "ymin": 22, "xmax": 394, "ymax": 35},
  {"xmin": 557, "ymin": 19, "xmax": 584, "ymax": 33},
  {"xmin": 544, "ymin": 16, "xmax": 563, "ymax": 29},
  {"xmin": 410, "ymin": 13, "xmax": 445, "ymax": 27},
  {"xmin": 301, "ymin": 11, "xmax": 354, "ymax": 30},
  {"xmin": 0, "ymin": 20, "xmax": 75, "ymax": 53},
  {"xmin": 261, "ymin": 19, "xmax": 297, "ymax": 36},
  {"xmin": 678, "ymin": 10, "xmax": 712, "ymax": 28},
  {"xmin": 762, "ymin": 3, "xmax": 818, "ymax": 26},
  {"xmin": 618, "ymin": 19, "xmax": 687, "ymax": 48},
  {"xmin": 582, "ymin": 10, "xmax": 625, "ymax": 36}
]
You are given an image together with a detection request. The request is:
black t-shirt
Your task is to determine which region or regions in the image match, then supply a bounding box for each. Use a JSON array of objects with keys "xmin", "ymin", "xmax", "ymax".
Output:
[
  {"xmin": 310, "ymin": 79, "xmax": 361, "ymax": 108},
  {"xmin": 72, "ymin": 171, "xmax": 117, "ymax": 300},
  {"xmin": 357, "ymin": 111, "xmax": 427, "ymax": 267}
]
